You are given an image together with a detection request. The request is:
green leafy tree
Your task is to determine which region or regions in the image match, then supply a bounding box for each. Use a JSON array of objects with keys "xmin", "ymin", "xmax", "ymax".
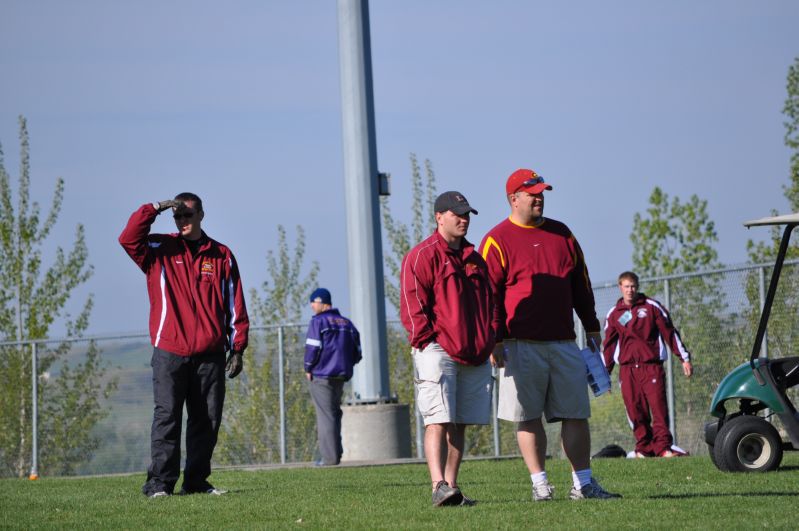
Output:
[
  {"xmin": 217, "ymin": 225, "xmax": 319, "ymax": 464},
  {"xmin": 631, "ymin": 188, "xmax": 721, "ymax": 277},
  {"xmin": 0, "ymin": 116, "xmax": 116, "ymax": 477},
  {"xmin": 745, "ymin": 57, "xmax": 799, "ymax": 270}
]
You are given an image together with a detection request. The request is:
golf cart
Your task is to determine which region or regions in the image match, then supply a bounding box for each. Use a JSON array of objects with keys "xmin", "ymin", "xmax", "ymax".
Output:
[{"xmin": 705, "ymin": 212, "xmax": 799, "ymax": 472}]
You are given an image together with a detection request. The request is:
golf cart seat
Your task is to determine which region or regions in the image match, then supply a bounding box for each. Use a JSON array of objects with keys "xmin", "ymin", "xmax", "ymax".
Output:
[{"xmin": 769, "ymin": 356, "xmax": 799, "ymax": 391}]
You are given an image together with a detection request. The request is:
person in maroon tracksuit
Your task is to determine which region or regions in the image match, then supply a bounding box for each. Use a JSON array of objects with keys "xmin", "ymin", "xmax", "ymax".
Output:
[
  {"xmin": 400, "ymin": 191, "xmax": 498, "ymax": 507},
  {"xmin": 120, "ymin": 193, "xmax": 249, "ymax": 497},
  {"xmin": 602, "ymin": 271, "xmax": 693, "ymax": 458}
]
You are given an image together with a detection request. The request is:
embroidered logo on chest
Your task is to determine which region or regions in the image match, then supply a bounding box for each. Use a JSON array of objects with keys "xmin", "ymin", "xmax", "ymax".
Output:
[
  {"xmin": 637, "ymin": 308, "xmax": 648, "ymax": 319},
  {"xmin": 201, "ymin": 260, "xmax": 215, "ymax": 276}
]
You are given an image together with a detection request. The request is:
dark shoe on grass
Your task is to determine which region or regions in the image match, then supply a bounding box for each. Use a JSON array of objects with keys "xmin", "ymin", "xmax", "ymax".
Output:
[
  {"xmin": 142, "ymin": 481, "xmax": 172, "ymax": 498},
  {"xmin": 431, "ymin": 480, "xmax": 462, "ymax": 507},
  {"xmin": 179, "ymin": 483, "xmax": 228, "ymax": 496},
  {"xmin": 569, "ymin": 478, "xmax": 621, "ymax": 500}
]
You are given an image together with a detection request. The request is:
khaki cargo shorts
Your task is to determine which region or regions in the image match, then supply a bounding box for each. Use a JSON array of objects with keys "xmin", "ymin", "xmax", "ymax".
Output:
[
  {"xmin": 497, "ymin": 339, "xmax": 590, "ymax": 423},
  {"xmin": 413, "ymin": 342, "xmax": 493, "ymax": 426}
]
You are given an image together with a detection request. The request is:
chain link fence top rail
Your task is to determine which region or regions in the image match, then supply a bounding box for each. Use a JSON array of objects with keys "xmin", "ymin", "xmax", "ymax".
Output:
[{"xmin": 2, "ymin": 261, "xmax": 797, "ymax": 477}]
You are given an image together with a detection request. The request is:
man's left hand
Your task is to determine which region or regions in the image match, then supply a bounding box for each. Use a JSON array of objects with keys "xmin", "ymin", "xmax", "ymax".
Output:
[
  {"xmin": 305, "ymin": 372, "xmax": 313, "ymax": 381},
  {"xmin": 682, "ymin": 360, "xmax": 693, "ymax": 378},
  {"xmin": 226, "ymin": 351, "xmax": 243, "ymax": 379},
  {"xmin": 586, "ymin": 331, "xmax": 602, "ymax": 352}
]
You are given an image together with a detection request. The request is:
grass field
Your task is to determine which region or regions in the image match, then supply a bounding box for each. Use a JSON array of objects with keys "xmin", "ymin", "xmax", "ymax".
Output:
[{"xmin": 2, "ymin": 455, "xmax": 798, "ymax": 529}]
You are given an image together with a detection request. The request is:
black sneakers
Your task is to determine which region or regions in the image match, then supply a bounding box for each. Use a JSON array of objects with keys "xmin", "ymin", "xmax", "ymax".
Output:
[
  {"xmin": 569, "ymin": 478, "xmax": 622, "ymax": 500},
  {"xmin": 179, "ymin": 483, "xmax": 228, "ymax": 496}
]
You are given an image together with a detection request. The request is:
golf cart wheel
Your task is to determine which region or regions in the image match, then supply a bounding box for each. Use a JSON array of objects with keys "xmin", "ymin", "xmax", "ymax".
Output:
[
  {"xmin": 704, "ymin": 420, "xmax": 727, "ymax": 471},
  {"xmin": 707, "ymin": 441, "xmax": 724, "ymax": 470},
  {"xmin": 715, "ymin": 416, "xmax": 783, "ymax": 472}
]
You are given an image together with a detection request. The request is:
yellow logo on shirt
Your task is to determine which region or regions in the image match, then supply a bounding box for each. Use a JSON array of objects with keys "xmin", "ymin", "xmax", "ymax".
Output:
[{"xmin": 201, "ymin": 260, "xmax": 215, "ymax": 276}]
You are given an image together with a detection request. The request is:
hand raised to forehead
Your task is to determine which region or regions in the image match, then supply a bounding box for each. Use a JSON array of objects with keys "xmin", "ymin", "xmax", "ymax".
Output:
[{"xmin": 156, "ymin": 199, "xmax": 185, "ymax": 212}]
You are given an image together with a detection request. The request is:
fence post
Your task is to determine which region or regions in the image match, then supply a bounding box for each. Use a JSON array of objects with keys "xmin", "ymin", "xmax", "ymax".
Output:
[
  {"xmin": 415, "ymin": 407, "xmax": 424, "ymax": 459},
  {"xmin": 664, "ymin": 278, "xmax": 677, "ymax": 445},
  {"xmin": 278, "ymin": 327, "xmax": 287, "ymax": 464},
  {"xmin": 29, "ymin": 342, "xmax": 39, "ymax": 480}
]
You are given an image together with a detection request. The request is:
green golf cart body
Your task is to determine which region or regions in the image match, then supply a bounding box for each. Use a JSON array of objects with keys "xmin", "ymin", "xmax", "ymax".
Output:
[{"xmin": 705, "ymin": 213, "xmax": 799, "ymax": 472}]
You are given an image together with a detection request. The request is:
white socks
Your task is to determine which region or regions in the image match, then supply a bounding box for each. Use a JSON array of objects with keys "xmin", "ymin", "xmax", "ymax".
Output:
[
  {"xmin": 572, "ymin": 469, "xmax": 592, "ymax": 490},
  {"xmin": 531, "ymin": 471, "xmax": 548, "ymax": 486},
  {"xmin": 531, "ymin": 469, "xmax": 592, "ymax": 489}
]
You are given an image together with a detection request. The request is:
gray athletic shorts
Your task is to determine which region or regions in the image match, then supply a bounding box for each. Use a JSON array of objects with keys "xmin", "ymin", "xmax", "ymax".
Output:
[
  {"xmin": 497, "ymin": 339, "xmax": 590, "ymax": 423},
  {"xmin": 413, "ymin": 342, "xmax": 493, "ymax": 426}
]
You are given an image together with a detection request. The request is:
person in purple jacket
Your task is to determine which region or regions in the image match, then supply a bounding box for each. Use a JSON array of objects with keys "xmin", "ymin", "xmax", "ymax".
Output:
[{"xmin": 304, "ymin": 288, "xmax": 362, "ymax": 466}]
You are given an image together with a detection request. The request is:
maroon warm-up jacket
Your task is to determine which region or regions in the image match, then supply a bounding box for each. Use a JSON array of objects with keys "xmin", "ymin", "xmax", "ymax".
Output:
[
  {"xmin": 400, "ymin": 231, "xmax": 498, "ymax": 366},
  {"xmin": 602, "ymin": 293, "xmax": 690, "ymax": 374},
  {"xmin": 119, "ymin": 203, "xmax": 249, "ymax": 357}
]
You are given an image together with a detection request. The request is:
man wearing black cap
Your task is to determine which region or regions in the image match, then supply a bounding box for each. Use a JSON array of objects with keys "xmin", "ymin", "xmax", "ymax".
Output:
[
  {"xmin": 304, "ymin": 288, "xmax": 361, "ymax": 466},
  {"xmin": 400, "ymin": 191, "xmax": 498, "ymax": 507}
]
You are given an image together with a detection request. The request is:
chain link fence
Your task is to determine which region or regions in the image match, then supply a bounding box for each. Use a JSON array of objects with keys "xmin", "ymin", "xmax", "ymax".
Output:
[{"xmin": 2, "ymin": 261, "xmax": 797, "ymax": 477}]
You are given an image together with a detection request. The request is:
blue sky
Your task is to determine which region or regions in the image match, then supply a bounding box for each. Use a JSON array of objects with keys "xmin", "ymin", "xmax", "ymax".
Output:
[{"xmin": 1, "ymin": 1, "xmax": 798, "ymax": 336}]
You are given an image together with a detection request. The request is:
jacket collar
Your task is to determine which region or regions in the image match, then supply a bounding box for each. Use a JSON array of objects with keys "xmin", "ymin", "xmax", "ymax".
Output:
[
  {"xmin": 433, "ymin": 230, "xmax": 475, "ymax": 258},
  {"xmin": 616, "ymin": 292, "xmax": 647, "ymax": 310}
]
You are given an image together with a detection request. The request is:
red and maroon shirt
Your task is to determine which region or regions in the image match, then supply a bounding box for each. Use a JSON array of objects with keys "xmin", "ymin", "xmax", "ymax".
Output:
[
  {"xmin": 479, "ymin": 217, "xmax": 600, "ymax": 342},
  {"xmin": 119, "ymin": 203, "xmax": 249, "ymax": 357}
]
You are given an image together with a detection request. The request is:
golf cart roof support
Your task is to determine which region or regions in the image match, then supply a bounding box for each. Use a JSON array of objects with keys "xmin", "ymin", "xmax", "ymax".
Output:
[{"xmin": 747, "ymin": 220, "xmax": 797, "ymax": 379}]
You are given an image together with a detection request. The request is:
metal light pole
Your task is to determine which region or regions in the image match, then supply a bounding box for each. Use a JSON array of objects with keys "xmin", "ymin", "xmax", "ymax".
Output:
[
  {"xmin": 337, "ymin": 0, "xmax": 411, "ymax": 460},
  {"xmin": 337, "ymin": 0, "xmax": 389, "ymax": 402}
]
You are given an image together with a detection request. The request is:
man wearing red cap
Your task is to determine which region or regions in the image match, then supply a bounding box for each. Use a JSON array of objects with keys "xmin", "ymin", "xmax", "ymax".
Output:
[
  {"xmin": 400, "ymin": 191, "xmax": 498, "ymax": 507},
  {"xmin": 480, "ymin": 169, "xmax": 620, "ymax": 501}
]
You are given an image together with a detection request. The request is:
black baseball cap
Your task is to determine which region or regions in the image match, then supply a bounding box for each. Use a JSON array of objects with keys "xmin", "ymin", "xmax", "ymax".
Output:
[{"xmin": 434, "ymin": 191, "xmax": 478, "ymax": 216}]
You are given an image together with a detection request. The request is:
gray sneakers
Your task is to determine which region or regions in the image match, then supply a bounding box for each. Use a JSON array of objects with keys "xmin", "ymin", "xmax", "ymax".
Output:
[
  {"xmin": 569, "ymin": 478, "xmax": 621, "ymax": 500},
  {"xmin": 431, "ymin": 480, "xmax": 463, "ymax": 507},
  {"xmin": 532, "ymin": 481, "xmax": 554, "ymax": 501}
]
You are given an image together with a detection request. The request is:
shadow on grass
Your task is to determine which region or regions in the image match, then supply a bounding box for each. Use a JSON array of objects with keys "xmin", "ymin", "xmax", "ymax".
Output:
[{"xmin": 649, "ymin": 492, "xmax": 799, "ymax": 499}]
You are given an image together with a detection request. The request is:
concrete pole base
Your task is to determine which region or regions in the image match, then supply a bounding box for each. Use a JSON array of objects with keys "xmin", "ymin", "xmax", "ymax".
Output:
[{"xmin": 342, "ymin": 403, "xmax": 412, "ymax": 460}]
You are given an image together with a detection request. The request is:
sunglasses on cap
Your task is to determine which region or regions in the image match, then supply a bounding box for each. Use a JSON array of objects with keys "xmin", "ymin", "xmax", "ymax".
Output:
[
  {"xmin": 522, "ymin": 175, "xmax": 546, "ymax": 187},
  {"xmin": 512, "ymin": 175, "xmax": 546, "ymax": 193},
  {"xmin": 173, "ymin": 211, "xmax": 196, "ymax": 220}
]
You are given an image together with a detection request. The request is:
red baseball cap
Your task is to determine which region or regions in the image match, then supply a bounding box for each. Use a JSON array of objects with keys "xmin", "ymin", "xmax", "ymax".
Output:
[{"xmin": 505, "ymin": 168, "xmax": 553, "ymax": 195}]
